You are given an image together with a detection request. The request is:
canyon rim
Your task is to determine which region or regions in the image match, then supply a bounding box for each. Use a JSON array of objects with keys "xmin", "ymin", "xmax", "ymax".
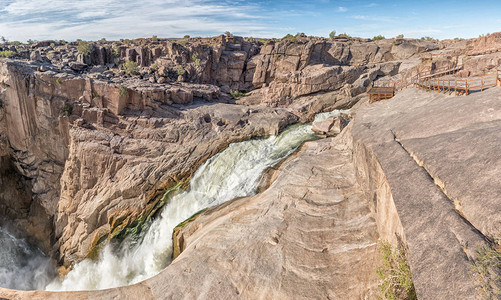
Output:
[{"xmin": 1, "ymin": 1, "xmax": 501, "ymax": 299}]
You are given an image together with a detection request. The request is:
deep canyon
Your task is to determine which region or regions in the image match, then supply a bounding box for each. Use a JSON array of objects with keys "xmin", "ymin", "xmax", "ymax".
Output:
[{"xmin": 0, "ymin": 32, "xmax": 500, "ymax": 299}]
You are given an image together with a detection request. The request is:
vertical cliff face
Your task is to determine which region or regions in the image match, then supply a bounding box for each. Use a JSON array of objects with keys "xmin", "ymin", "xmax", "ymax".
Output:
[
  {"xmin": 0, "ymin": 35, "xmax": 438, "ymax": 268},
  {"xmin": 0, "ymin": 59, "xmax": 301, "ymax": 267}
]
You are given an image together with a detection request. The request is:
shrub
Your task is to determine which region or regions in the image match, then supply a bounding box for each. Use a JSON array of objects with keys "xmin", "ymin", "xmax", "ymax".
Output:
[
  {"xmin": 0, "ymin": 50, "xmax": 16, "ymax": 58},
  {"xmin": 122, "ymin": 61, "xmax": 139, "ymax": 76},
  {"xmin": 184, "ymin": 35, "xmax": 190, "ymax": 39},
  {"xmin": 178, "ymin": 40, "xmax": 188, "ymax": 46},
  {"xmin": 27, "ymin": 39, "xmax": 35, "ymax": 45},
  {"xmin": 176, "ymin": 67, "xmax": 185, "ymax": 76},
  {"xmin": 282, "ymin": 34, "xmax": 298, "ymax": 43},
  {"xmin": 420, "ymin": 36, "xmax": 435, "ymax": 41},
  {"xmin": 62, "ymin": 103, "xmax": 73, "ymax": 116},
  {"xmin": 373, "ymin": 35, "xmax": 385, "ymax": 41},
  {"xmin": 191, "ymin": 53, "xmax": 201, "ymax": 66},
  {"xmin": 376, "ymin": 240, "xmax": 417, "ymax": 300},
  {"xmin": 472, "ymin": 245, "xmax": 501, "ymax": 298},
  {"xmin": 224, "ymin": 31, "xmax": 232, "ymax": 37},
  {"xmin": 329, "ymin": 30, "xmax": 337, "ymax": 39},
  {"xmin": 396, "ymin": 34, "xmax": 404, "ymax": 39},
  {"xmin": 229, "ymin": 90, "xmax": 247, "ymax": 99},
  {"xmin": 339, "ymin": 33, "xmax": 351, "ymax": 39},
  {"xmin": 77, "ymin": 41, "xmax": 92, "ymax": 56},
  {"xmin": 10, "ymin": 41, "xmax": 22, "ymax": 46},
  {"xmin": 119, "ymin": 86, "xmax": 129, "ymax": 98}
]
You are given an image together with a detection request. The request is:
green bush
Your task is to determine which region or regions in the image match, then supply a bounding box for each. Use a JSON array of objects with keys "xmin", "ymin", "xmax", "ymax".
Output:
[
  {"xmin": 192, "ymin": 53, "xmax": 201, "ymax": 66},
  {"xmin": 0, "ymin": 50, "xmax": 16, "ymax": 58},
  {"xmin": 329, "ymin": 30, "xmax": 337, "ymax": 39},
  {"xmin": 472, "ymin": 245, "xmax": 501, "ymax": 298},
  {"xmin": 339, "ymin": 33, "xmax": 351, "ymax": 39},
  {"xmin": 282, "ymin": 34, "xmax": 298, "ymax": 43},
  {"xmin": 373, "ymin": 35, "xmax": 385, "ymax": 41},
  {"xmin": 10, "ymin": 41, "xmax": 22, "ymax": 46},
  {"xmin": 376, "ymin": 241, "xmax": 417, "ymax": 300},
  {"xmin": 184, "ymin": 35, "xmax": 190, "ymax": 39},
  {"xmin": 119, "ymin": 86, "xmax": 129, "ymax": 98},
  {"xmin": 62, "ymin": 103, "xmax": 73, "ymax": 116},
  {"xmin": 176, "ymin": 67, "xmax": 186, "ymax": 76},
  {"xmin": 122, "ymin": 61, "xmax": 139, "ymax": 76},
  {"xmin": 229, "ymin": 90, "xmax": 247, "ymax": 99},
  {"xmin": 77, "ymin": 41, "xmax": 92, "ymax": 56},
  {"xmin": 396, "ymin": 34, "xmax": 404, "ymax": 39}
]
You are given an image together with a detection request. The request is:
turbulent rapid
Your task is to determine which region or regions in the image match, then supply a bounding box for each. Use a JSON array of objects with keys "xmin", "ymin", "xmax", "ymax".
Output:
[
  {"xmin": 1, "ymin": 110, "xmax": 346, "ymax": 291},
  {"xmin": 0, "ymin": 226, "xmax": 55, "ymax": 291}
]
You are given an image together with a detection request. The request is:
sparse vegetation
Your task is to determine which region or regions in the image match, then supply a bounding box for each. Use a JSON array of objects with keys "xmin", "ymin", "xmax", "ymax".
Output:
[
  {"xmin": 150, "ymin": 63, "xmax": 159, "ymax": 71},
  {"xmin": 472, "ymin": 244, "xmax": 501, "ymax": 298},
  {"xmin": 282, "ymin": 33, "xmax": 298, "ymax": 43},
  {"xmin": 27, "ymin": 39, "xmax": 35, "ymax": 45},
  {"xmin": 122, "ymin": 61, "xmax": 139, "ymax": 76},
  {"xmin": 1, "ymin": 36, "xmax": 8, "ymax": 44},
  {"xmin": 229, "ymin": 90, "xmax": 247, "ymax": 99},
  {"xmin": 62, "ymin": 103, "xmax": 73, "ymax": 116},
  {"xmin": 178, "ymin": 40, "xmax": 188, "ymax": 46},
  {"xmin": 329, "ymin": 30, "xmax": 337, "ymax": 39},
  {"xmin": 0, "ymin": 50, "xmax": 16, "ymax": 58},
  {"xmin": 373, "ymin": 35, "xmax": 385, "ymax": 41},
  {"xmin": 49, "ymin": 42, "xmax": 56, "ymax": 48},
  {"xmin": 10, "ymin": 41, "xmax": 22, "ymax": 46},
  {"xmin": 92, "ymin": 91, "xmax": 100, "ymax": 99},
  {"xmin": 77, "ymin": 40, "xmax": 92, "ymax": 56},
  {"xmin": 119, "ymin": 86, "xmax": 129, "ymax": 98},
  {"xmin": 56, "ymin": 78, "xmax": 62, "ymax": 85},
  {"xmin": 192, "ymin": 53, "xmax": 201, "ymax": 66},
  {"xmin": 184, "ymin": 35, "xmax": 190, "ymax": 39},
  {"xmin": 420, "ymin": 36, "xmax": 436, "ymax": 41},
  {"xmin": 396, "ymin": 34, "xmax": 404, "ymax": 39},
  {"xmin": 376, "ymin": 240, "xmax": 417, "ymax": 300},
  {"xmin": 176, "ymin": 67, "xmax": 186, "ymax": 76},
  {"xmin": 224, "ymin": 31, "xmax": 233, "ymax": 37},
  {"xmin": 338, "ymin": 33, "xmax": 351, "ymax": 39}
]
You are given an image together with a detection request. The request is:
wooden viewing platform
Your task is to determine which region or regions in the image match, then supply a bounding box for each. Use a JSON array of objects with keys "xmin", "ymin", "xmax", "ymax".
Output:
[
  {"xmin": 414, "ymin": 72, "xmax": 500, "ymax": 95},
  {"xmin": 368, "ymin": 86, "xmax": 395, "ymax": 103}
]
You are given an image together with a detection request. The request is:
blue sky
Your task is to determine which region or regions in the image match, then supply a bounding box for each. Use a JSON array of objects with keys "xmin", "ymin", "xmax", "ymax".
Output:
[{"xmin": 0, "ymin": 0, "xmax": 500, "ymax": 42}]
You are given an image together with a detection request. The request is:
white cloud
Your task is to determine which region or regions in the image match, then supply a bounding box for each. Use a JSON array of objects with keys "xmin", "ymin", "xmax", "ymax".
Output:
[
  {"xmin": 0, "ymin": 0, "xmax": 273, "ymax": 41},
  {"xmin": 337, "ymin": 6, "xmax": 347, "ymax": 13}
]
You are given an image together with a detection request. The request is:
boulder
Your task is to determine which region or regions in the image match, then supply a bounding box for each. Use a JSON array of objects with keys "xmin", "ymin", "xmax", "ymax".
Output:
[{"xmin": 311, "ymin": 115, "xmax": 348, "ymax": 136}]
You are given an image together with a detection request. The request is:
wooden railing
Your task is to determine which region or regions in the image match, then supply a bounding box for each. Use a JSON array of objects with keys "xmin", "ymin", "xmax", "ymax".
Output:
[
  {"xmin": 417, "ymin": 64, "xmax": 462, "ymax": 79},
  {"xmin": 413, "ymin": 72, "xmax": 500, "ymax": 95},
  {"xmin": 373, "ymin": 64, "xmax": 462, "ymax": 93},
  {"xmin": 368, "ymin": 86, "xmax": 395, "ymax": 103}
]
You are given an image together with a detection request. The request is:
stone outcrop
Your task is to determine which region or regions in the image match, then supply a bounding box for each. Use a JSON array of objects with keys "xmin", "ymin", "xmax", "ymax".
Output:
[
  {"xmin": 0, "ymin": 59, "xmax": 301, "ymax": 266},
  {"xmin": 350, "ymin": 87, "xmax": 501, "ymax": 298},
  {"xmin": 0, "ymin": 120, "xmax": 381, "ymax": 299}
]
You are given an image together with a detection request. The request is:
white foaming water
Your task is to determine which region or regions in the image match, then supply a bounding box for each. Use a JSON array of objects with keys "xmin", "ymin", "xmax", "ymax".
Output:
[
  {"xmin": 0, "ymin": 226, "xmax": 55, "ymax": 291},
  {"xmin": 41, "ymin": 109, "xmax": 347, "ymax": 291}
]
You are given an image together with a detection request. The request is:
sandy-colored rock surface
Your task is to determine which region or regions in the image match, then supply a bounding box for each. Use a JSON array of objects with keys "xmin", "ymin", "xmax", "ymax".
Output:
[
  {"xmin": 0, "ymin": 127, "xmax": 381, "ymax": 299},
  {"xmin": 351, "ymin": 87, "xmax": 501, "ymax": 299}
]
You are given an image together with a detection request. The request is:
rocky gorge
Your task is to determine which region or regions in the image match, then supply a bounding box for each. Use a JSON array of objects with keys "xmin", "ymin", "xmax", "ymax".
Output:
[{"xmin": 0, "ymin": 32, "xmax": 500, "ymax": 299}]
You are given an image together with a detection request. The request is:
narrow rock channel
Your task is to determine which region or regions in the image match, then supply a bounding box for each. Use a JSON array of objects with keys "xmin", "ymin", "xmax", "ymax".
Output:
[{"xmin": 3, "ymin": 110, "xmax": 346, "ymax": 291}]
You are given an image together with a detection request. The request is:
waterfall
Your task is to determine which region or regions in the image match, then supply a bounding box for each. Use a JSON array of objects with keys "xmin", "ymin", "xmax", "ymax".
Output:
[
  {"xmin": 0, "ymin": 226, "xmax": 55, "ymax": 291},
  {"xmin": 0, "ymin": 109, "xmax": 347, "ymax": 291}
]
